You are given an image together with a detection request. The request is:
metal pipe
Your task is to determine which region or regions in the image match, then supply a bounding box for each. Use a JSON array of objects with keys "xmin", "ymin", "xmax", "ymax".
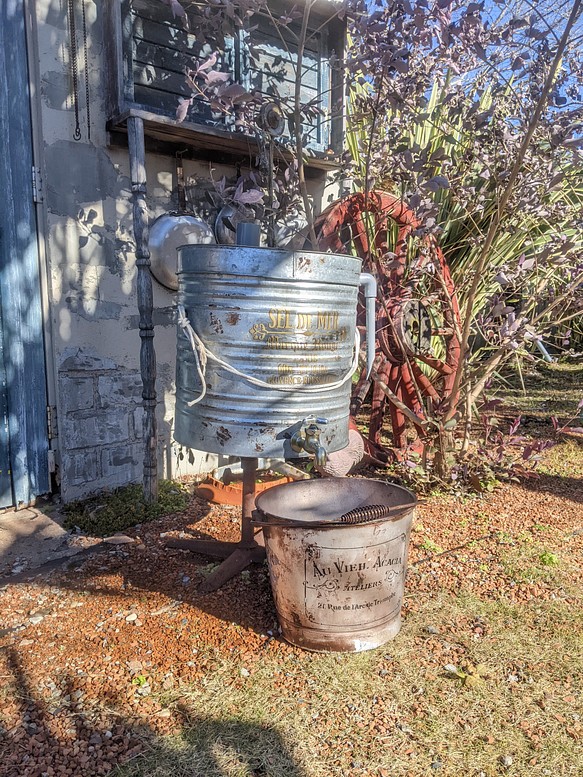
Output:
[
  {"xmin": 241, "ymin": 457, "xmax": 258, "ymax": 546},
  {"xmin": 535, "ymin": 339, "xmax": 554, "ymax": 363},
  {"xmin": 359, "ymin": 273, "xmax": 377, "ymax": 378}
]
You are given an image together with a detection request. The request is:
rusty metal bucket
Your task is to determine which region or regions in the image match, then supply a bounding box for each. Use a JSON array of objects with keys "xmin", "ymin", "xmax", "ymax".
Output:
[{"xmin": 254, "ymin": 478, "xmax": 416, "ymax": 652}]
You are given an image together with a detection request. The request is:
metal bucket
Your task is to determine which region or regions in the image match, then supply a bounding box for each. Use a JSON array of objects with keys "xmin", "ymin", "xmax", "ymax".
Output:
[
  {"xmin": 254, "ymin": 478, "xmax": 416, "ymax": 652},
  {"xmin": 174, "ymin": 245, "xmax": 362, "ymax": 458}
]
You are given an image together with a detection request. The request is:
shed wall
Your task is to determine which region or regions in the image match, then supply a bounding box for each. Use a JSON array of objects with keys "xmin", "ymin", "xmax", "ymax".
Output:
[{"xmin": 33, "ymin": 0, "xmax": 334, "ymax": 501}]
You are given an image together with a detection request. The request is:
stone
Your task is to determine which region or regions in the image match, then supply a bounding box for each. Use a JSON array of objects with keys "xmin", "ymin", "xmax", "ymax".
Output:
[
  {"xmin": 100, "ymin": 443, "xmax": 142, "ymax": 485},
  {"xmin": 63, "ymin": 409, "xmax": 129, "ymax": 448},
  {"xmin": 59, "ymin": 376, "xmax": 94, "ymax": 414},
  {"xmin": 61, "ymin": 450, "xmax": 100, "ymax": 487},
  {"xmin": 103, "ymin": 535, "xmax": 135, "ymax": 545},
  {"xmin": 97, "ymin": 374, "xmax": 142, "ymax": 408}
]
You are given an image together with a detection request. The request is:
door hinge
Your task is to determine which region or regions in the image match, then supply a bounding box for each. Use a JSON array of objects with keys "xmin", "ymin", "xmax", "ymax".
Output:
[
  {"xmin": 32, "ymin": 166, "xmax": 43, "ymax": 203},
  {"xmin": 47, "ymin": 405, "xmax": 58, "ymax": 440}
]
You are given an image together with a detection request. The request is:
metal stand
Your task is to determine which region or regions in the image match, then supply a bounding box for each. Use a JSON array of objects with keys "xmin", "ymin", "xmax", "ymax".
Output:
[{"xmin": 165, "ymin": 457, "xmax": 266, "ymax": 593}]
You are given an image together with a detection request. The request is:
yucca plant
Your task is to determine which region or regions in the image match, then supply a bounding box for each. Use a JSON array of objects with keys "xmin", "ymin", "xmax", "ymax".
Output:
[{"xmin": 348, "ymin": 76, "xmax": 583, "ymax": 349}]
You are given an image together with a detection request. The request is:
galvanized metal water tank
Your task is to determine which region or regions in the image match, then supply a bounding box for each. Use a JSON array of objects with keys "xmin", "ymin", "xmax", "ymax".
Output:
[{"xmin": 174, "ymin": 245, "xmax": 362, "ymax": 458}]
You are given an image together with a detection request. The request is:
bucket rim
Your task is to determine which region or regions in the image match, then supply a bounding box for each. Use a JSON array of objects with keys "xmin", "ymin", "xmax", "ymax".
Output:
[
  {"xmin": 254, "ymin": 476, "xmax": 417, "ymax": 528},
  {"xmin": 177, "ymin": 243, "xmax": 363, "ymax": 267}
]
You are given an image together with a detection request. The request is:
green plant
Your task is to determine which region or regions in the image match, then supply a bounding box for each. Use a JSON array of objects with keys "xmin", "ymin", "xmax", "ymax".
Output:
[
  {"xmin": 420, "ymin": 538, "xmax": 443, "ymax": 554},
  {"xmin": 62, "ymin": 480, "xmax": 190, "ymax": 536},
  {"xmin": 540, "ymin": 551, "xmax": 560, "ymax": 567},
  {"xmin": 345, "ymin": 0, "xmax": 583, "ymax": 484}
]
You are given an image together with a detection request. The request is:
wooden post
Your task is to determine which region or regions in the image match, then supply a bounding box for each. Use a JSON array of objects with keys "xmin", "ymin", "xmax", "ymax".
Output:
[{"xmin": 127, "ymin": 116, "xmax": 158, "ymax": 503}]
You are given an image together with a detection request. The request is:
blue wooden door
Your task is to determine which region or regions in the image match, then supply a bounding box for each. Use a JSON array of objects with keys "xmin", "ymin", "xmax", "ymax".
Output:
[
  {"xmin": 0, "ymin": 292, "xmax": 12, "ymax": 506},
  {"xmin": 0, "ymin": 1, "xmax": 50, "ymax": 508}
]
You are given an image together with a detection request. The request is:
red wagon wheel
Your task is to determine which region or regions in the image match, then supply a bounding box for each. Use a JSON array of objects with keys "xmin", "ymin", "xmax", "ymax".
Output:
[{"xmin": 315, "ymin": 191, "xmax": 461, "ymax": 455}]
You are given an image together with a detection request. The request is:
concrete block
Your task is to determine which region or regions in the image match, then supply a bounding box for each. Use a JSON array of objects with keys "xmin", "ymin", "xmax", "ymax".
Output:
[
  {"xmin": 101, "ymin": 442, "xmax": 143, "ymax": 487},
  {"xmin": 61, "ymin": 449, "xmax": 100, "ymax": 487},
  {"xmin": 59, "ymin": 376, "xmax": 94, "ymax": 414},
  {"xmin": 131, "ymin": 406, "xmax": 144, "ymax": 439},
  {"xmin": 98, "ymin": 373, "xmax": 143, "ymax": 408},
  {"xmin": 63, "ymin": 408, "xmax": 130, "ymax": 449},
  {"xmin": 59, "ymin": 348, "xmax": 118, "ymax": 372}
]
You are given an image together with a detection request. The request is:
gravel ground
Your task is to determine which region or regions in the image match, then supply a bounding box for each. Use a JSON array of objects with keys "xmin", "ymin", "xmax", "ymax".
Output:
[{"xmin": 0, "ymin": 465, "xmax": 581, "ymax": 777}]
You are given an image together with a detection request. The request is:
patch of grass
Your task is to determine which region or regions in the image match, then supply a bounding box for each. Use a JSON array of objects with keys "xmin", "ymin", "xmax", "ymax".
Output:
[
  {"xmin": 112, "ymin": 592, "xmax": 583, "ymax": 777},
  {"xmin": 62, "ymin": 480, "xmax": 189, "ymax": 536},
  {"xmin": 493, "ymin": 362, "xmax": 583, "ymax": 428},
  {"xmin": 539, "ymin": 551, "xmax": 560, "ymax": 567},
  {"xmin": 501, "ymin": 543, "xmax": 572, "ymax": 589},
  {"xmin": 538, "ymin": 439, "xmax": 583, "ymax": 480},
  {"xmin": 420, "ymin": 538, "xmax": 444, "ymax": 554}
]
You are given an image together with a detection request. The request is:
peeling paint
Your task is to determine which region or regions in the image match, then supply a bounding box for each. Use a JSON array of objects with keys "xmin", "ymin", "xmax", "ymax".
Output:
[
  {"xmin": 44, "ymin": 141, "xmax": 122, "ymax": 219},
  {"xmin": 126, "ymin": 307, "xmax": 175, "ymax": 329},
  {"xmin": 41, "ymin": 70, "xmax": 71, "ymax": 111}
]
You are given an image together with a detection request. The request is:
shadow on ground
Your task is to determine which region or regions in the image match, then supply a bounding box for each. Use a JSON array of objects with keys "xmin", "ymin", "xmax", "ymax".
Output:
[
  {"xmin": 1, "ymin": 646, "xmax": 306, "ymax": 777},
  {"xmin": 517, "ymin": 471, "xmax": 583, "ymax": 505}
]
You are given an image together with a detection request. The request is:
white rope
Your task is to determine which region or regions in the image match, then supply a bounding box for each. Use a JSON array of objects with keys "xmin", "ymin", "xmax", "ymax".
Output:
[{"xmin": 177, "ymin": 305, "xmax": 360, "ymax": 407}]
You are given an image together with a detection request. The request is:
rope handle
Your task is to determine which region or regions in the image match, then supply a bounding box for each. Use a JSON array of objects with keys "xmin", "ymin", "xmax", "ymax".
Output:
[{"xmin": 177, "ymin": 305, "xmax": 360, "ymax": 407}]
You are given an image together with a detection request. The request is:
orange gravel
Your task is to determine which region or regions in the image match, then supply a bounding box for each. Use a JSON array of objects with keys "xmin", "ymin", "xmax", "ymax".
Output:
[{"xmin": 0, "ymin": 469, "xmax": 581, "ymax": 777}]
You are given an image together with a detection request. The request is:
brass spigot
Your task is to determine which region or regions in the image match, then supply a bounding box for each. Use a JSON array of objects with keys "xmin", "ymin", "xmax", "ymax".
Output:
[{"xmin": 290, "ymin": 416, "xmax": 328, "ymax": 468}]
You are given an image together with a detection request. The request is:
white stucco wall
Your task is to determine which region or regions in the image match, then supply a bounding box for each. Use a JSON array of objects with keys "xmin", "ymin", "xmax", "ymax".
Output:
[{"xmin": 32, "ymin": 0, "xmax": 335, "ymax": 501}]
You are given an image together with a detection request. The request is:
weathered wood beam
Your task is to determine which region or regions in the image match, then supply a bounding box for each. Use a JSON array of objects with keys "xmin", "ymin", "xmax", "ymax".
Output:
[{"xmin": 127, "ymin": 115, "xmax": 158, "ymax": 503}]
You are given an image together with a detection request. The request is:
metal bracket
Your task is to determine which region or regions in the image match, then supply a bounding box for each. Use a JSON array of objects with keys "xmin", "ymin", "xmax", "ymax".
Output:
[
  {"xmin": 46, "ymin": 405, "xmax": 58, "ymax": 440},
  {"xmin": 32, "ymin": 166, "xmax": 43, "ymax": 203}
]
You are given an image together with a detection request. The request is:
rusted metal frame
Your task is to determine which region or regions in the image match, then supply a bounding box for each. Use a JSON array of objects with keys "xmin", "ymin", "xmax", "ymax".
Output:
[
  {"xmin": 315, "ymin": 190, "xmax": 461, "ymax": 452},
  {"xmin": 350, "ymin": 211, "xmax": 370, "ymax": 258},
  {"xmin": 431, "ymin": 242, "xmax": 462, "ymax": 400},
  {"xmin": 350, "ymin": 365, "xmax": 372, "ymax": 417},
  {"xmin": 400, "ymin": 361, "xmax": 424, "ymax": 419},
  {"xmin": 386, "ymin": 364, "xmax": 406, "ymax": 450},
  {"xmin": 370, "ymin": 367, "xmax": 428, "ymax": 433},
  {"xmin": 410, "ymin": 361, "xmax": 440, "ymax": 401},
  {"xmin": 127, "ymin": 116, "xmax": 158, "ymax": 503},
  {"xmin": 378, "ymin": 287, "xmax": 429, "ymax": 415},
  {"xmin": 166, "ymin": 457, "xmax": 266, "ymax": 594},
  {"xmin": 368, "ymin": 358, "xmax": 390, "ymax": 447},
  {"xmin": 411, "ymin": 351, "xmax": 453, "ymax": 375},
  {"xmin": 196, "ymin": 458, "xmax": 265, "ymax": 594},
  {"xmin": 241, "ymin": 457, "xmax": 258, "ymax": 546}
]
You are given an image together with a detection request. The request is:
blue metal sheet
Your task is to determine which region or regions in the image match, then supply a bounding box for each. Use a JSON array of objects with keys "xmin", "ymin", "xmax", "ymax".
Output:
[{"xmin": 0, "ymin": 1, "xmax": 49, "ymax": 507}]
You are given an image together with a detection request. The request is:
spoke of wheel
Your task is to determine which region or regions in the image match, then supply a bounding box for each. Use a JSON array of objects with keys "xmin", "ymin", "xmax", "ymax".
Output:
[
  {"xmin": 414, "ymin": 352, "xmax": 454, "ymax": 375},
  {"xmin": 410, "ymin": 361, "xmax": 441, "ymax": 400},
  {"xmin": 387, "ymin": 365, "xmax": 406, "ymax": 450},
  {"xmin": 400, "ymin": 361, "xmax": 424, "ymax": 419},
  {"xmin": 351, "ymin": 368, "xmax": 372, "ymax": 417},
  {"xmin": 316, "ymin": 191, "xmax": 463, "ymax": 456},
  {"xmin": 369, "ymin": 360, "xmax": 391, "ymax": 447},
  {"xmin": 351, "ymin": 214, "xmax": 370, "ymax": 258}
]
